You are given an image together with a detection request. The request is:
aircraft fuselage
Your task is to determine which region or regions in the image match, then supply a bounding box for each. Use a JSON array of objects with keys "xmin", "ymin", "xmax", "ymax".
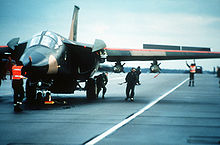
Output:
[{"xmin": 19, "ymin": 31, "xmax": 100, "ymax": 93}]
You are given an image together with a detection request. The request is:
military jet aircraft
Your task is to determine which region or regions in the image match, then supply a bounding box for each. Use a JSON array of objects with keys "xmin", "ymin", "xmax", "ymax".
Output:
[
  {"xmin": 0, "ymin": 6, "xmax": 106, "ymax": 101},
  {"xmin": 1, "ymin": 5, "xmax": 220, "ymax": 102}
]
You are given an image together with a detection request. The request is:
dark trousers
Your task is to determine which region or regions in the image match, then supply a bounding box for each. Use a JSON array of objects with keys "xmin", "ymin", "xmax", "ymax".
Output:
[
  {"xmin": 126, "ymin": 84, "xmax": 135, "ymax": 98},
  {"xmin": 97, "ymin": 86, "xmax": 107, "ymax": 98},
  {"xmin": 189, "ymin": 73, "xmax": 195, "ymax": 86},
  {"xmin": 136, "ymin": 75, "xmax": 140, "ymax": 84},
  {"xmin": 12, "ymin": 79, "xmax": 24, "ymax": 104}
]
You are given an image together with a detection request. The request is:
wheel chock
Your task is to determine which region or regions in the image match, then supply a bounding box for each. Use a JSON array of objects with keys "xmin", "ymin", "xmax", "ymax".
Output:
[{"xmin": 44, "ymin": 101, "xmax": 55, "ymax": 104}]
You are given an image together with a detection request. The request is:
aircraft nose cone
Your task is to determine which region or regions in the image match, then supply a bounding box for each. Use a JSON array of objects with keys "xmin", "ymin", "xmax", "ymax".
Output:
[
  {"xmin": 20, "ymin": 46, "xmax": 57, "ymax": 75},
  {"xmin": 21, "ymin": 51, "xmax": 47, "ymax": 67}
]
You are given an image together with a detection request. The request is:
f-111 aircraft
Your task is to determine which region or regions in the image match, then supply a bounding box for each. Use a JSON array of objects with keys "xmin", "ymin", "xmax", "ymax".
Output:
[{"xmin": 1, "ymin": 5, "xmax": 220, "ymax": 101}]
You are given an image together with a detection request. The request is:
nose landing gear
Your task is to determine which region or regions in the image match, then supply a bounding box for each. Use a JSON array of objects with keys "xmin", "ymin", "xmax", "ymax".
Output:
[
  {"xmin": 26, "ymin": 79, "xmax": 54, "ymax": 105},
  {"xmin": 36, "ymin": 90, "xmax": 53, "ymax": 104}
]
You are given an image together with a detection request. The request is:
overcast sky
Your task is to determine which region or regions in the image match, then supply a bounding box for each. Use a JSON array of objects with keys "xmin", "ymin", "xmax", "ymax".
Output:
[{"xmin": 0, "ymin": 0, "xmax": 220, "ymax": 71}]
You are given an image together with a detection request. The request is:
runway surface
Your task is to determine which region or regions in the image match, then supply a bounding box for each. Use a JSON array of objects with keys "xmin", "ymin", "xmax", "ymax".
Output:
[{"xmin": 0, "ymin": 73, "xmax": 220, "ymax": 145}]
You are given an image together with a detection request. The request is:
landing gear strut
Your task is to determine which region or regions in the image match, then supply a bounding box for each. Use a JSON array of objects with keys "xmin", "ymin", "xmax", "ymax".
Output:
[
  {"xmin": 26, "ymin": 79, "xmax": 36, "ymax": 103},
  {"xmin": 86, "ymin": 78, "xmax": 98, "ymax": 99}
]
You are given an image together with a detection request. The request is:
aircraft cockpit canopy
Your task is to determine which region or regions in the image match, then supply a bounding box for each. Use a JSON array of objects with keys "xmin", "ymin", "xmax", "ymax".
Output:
[{"xmin": 27, "ymin": 31, "xmax": 63, "ymax": 49}]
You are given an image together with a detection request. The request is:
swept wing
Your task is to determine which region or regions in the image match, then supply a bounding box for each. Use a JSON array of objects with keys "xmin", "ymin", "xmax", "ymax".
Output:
[{"xmin": 105, "ymin": 46, "xmax": 220, "ymax": 62}]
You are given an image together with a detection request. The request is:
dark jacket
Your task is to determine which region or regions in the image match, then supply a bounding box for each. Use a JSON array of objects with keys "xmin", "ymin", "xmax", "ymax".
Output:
[
  {"xmin": 96, "ymin": 73, "xmax": 108, "ymax": 87},
  {"xmin": 136, "ymin": 68, "xmax": 141, "ymax": 75},
  {"xmin": 125, "ymin": 72, "xmax": 137, "ymax": 86}
]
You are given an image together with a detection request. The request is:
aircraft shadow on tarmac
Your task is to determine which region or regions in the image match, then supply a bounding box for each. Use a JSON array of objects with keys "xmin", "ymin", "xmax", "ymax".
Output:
[
  {"xmin": 23, "ymin": 96, "xmax": 93, "ymax": 111},
  {"xmin": 22, "ymin": 95, "xmax": 150, "ymax": 111}
]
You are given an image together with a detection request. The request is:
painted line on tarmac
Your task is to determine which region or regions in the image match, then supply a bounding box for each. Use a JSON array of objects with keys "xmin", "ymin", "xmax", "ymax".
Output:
[{"xmin": 85, "ymin": 78, "xmax": 189, "ymax": 145}]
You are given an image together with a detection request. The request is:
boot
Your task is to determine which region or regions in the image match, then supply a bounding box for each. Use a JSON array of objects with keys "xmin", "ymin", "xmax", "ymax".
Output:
[{"xmin": 14, "ymin": 104, "xmax": 23, "ymax": 112}]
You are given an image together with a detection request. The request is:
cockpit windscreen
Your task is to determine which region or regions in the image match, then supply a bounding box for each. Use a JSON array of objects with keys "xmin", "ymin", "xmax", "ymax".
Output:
[{"xmin": 27, "ymin": 31, "xmax": 62, "ymax": 49}]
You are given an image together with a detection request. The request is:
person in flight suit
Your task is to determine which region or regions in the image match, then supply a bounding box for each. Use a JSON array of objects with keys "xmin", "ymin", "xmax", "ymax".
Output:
[
  {"xmin": 12, "ymin": 61, "xmax": 24, "ymax": 112},
  {"xmin": 186, "ymin": 61, "xmax": 196, "ymax": 87},
  {"xmin": 0, "ymin": 58, "xmax": 3, "ymax": 87},
  {"xmin": 125, "ymin": 68, "xmax": 137, "ymax": 101},
  {"xmin": 217, "ymin": 66, "xmax": 220, "ymax": 88},
  {"xmin": 136, "ymin": 66, "xmax": 141, "ymax": 85},
  {"xmin": 96, "ymin": 72, "xmax": 108, "ymax": 99}
]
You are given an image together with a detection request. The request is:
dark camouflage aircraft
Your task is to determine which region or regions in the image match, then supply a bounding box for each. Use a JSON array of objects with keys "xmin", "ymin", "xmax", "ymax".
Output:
[{"xmin": 1, "ymin": 5, "xmax": 220, "ymax": 101}]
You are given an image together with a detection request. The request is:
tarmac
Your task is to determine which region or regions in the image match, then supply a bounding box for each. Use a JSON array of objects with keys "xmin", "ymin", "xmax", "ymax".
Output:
[{"xmin": 0, "ymin": 73, "xmax": 220, "ymax": 145}]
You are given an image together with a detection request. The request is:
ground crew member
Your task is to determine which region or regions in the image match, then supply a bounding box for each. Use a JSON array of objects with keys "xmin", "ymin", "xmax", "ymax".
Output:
[
  {"xmin": 0, "ymin": 56, "xmax": 13, "ymax": 86},
  {"xmin": 186, "ymin": 61, "xmax": 196, "ymax": 87},
  {"xmin": 217, "ymin": 66, "xmax": 220, "ymax": 88},
  {"xmin": 125, "ymin": 68, "xmax": 137, "ymax": 101},
  {"xmin": 136, "ymin": 66, "xmax": 141, "ymax": 85},
  {"xmin": 12, "ymin": 61, "xmax": 24, "ymax": 112},
  {"xmin": 0, "ymin": 58, "xmax": 7, "ymax": 82},
  {"xmin": 96, "ymin": 72, "xmax": 108, "ymax": 99},
  {"xmin": 0, "ymin": 58, "xmax": 3, "ymax": 86}
]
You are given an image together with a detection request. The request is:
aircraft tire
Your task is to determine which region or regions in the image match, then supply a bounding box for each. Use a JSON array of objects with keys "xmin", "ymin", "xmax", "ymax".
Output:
[
  {"xmin": 26, "ymin": 79, "xmax": 36, "ymax": 104},
  {"xmin": 86, "ymin": 78, "xmax": 98, "ymax": 99},
  {"xmin": 36, "ymin": 92, "xmax": 43, "ymax": 104}
]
